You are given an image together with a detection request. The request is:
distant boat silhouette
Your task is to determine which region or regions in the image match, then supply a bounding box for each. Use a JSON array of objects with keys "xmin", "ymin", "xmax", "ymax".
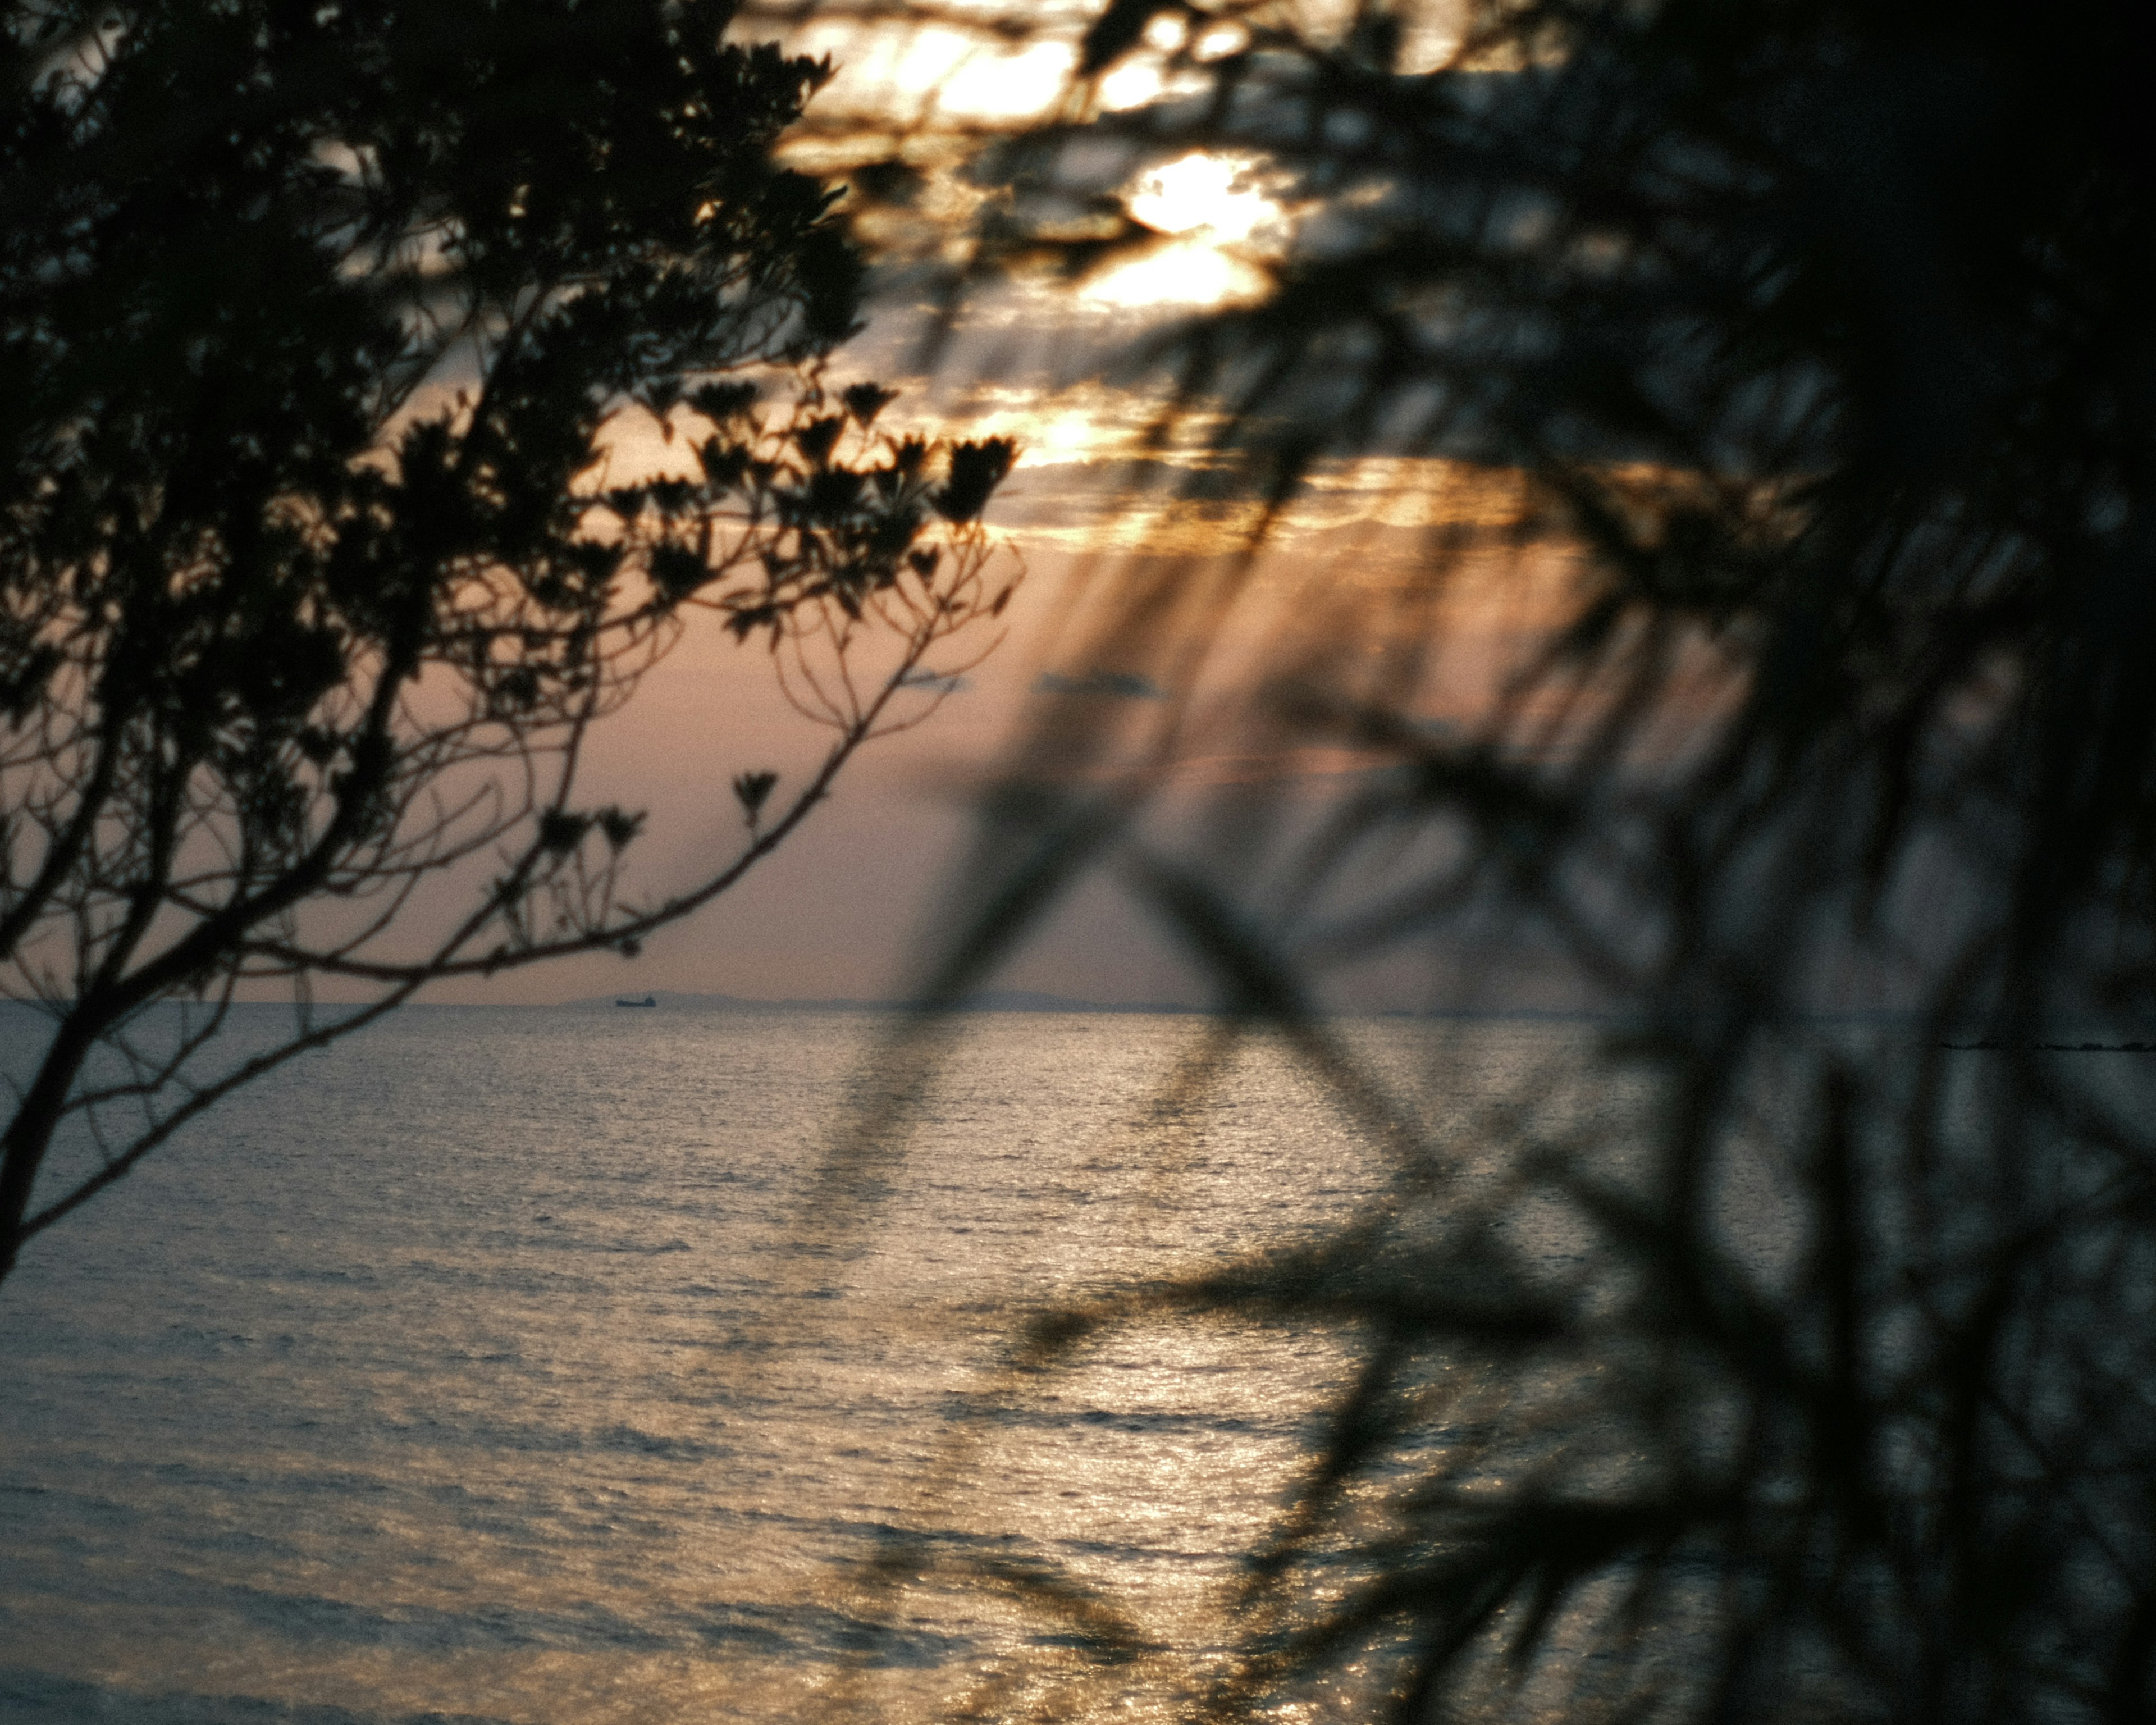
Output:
[{"xmin": 615, "ymin": 994, "xmax": 657, "ymax": 1008}]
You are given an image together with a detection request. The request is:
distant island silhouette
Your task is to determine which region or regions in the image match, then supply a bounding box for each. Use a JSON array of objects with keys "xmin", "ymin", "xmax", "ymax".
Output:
[
  {"xmin": 1940, "ymin": 1038, "xmax": 2156, "ymax": 1052},
  {"xmin": 558, "ymin": 993, "xmax": 1655, "ymax": 1018},
  {"xmin": 561, "ymin": 989, "xmax": 1210, "ymax": 1015},
  {"xmin": 558, "ymin": 999, "xmax": 2156, "ymax": 1042}
]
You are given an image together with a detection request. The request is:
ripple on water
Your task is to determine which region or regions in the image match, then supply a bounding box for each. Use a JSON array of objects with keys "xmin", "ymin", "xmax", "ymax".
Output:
[{"xmin": 1, "ymin": 1006, "xmax": 1579, "ymax": 1722}]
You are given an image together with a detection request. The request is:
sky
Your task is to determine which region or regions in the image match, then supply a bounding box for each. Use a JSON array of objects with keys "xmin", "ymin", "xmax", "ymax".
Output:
[{"xmin": 434, "ymin": 1, "xmax": 1572, "ymax": 1011}]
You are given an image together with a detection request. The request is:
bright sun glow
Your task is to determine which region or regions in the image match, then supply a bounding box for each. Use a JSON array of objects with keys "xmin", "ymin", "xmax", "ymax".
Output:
[
  {"xmin": 1085, "ymin": 153, "xmax": 1283, "ymax": 309},
  {"xmin": 1126, "ymin": 153, "xmax": 1278, "ymax": 243}
]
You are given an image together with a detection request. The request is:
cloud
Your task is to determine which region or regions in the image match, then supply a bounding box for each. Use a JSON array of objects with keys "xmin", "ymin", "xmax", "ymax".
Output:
[
  {"xmin": 1034, "ymin": 669, "xmax": 1165, "ymax": 699},
  {"xmin": 898, "ymin": 668, "xmax": 971, "ymax": 694}
]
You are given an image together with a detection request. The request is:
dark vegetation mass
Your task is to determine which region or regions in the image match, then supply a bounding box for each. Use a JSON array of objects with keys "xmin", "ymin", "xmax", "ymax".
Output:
[
  {"xmin": 816, "ymin": 0, "xmax": 2156, "ymax": 1719},
  {"xmin": 0, "ymin": 1, "xmax": 1015, "ymax": 1279},
  {"xmin": 11, "ymin": 0, "xmax": 2156, "ymax": 1719}
]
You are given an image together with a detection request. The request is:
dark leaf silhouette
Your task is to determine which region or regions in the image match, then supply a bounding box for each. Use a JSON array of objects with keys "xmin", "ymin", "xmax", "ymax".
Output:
[
  {"xmin": 733, "ymin": 770, "xmax": 779, "ymax": 823},
  {"xmin": 1080, "ymin": 0, "xmax": 1179, "ymax": 75},
  {"xmin": 0, "ymin": 1, "xmax": 1018, "ymax": 1282},
  {"xmin": 933, "ymin": 439, "xmax": 1018, "ymax": 524},
  {"xmin": 803, "ymin": 0, "xmax": 2156, "ymax": 1719}
]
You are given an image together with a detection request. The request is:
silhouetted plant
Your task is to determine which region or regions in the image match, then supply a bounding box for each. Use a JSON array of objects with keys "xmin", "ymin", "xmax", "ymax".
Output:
[
  {"xmin": 0, "ymin": 2, "xmax": 1019, "ymax": 1281},
  {"xmin": 789, "ymin": 1, "xmax": 2156, "ymax": 1719}
]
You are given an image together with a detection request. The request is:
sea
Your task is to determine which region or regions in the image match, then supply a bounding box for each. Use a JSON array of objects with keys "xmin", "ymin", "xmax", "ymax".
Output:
[{"xmin": 3, "ymin": 1003, "xmax": 1640, "ymax": 1724}]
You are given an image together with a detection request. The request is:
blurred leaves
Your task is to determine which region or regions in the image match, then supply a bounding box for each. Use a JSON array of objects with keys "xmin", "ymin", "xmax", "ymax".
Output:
[
  {"xmin": 934, "ymin": 437, "xmax": 1018, "ymax": 524},
  {"xmin": 733, "ymin": 768, "xmax": 779, "ymax": 823},
  {"xmin": 802, "ymin": 0, "xmax": 2156, "ymax": 1719},
  {"xmin": 1079, "ymin": 0, "xmax": 1184, "ymax": 75}
]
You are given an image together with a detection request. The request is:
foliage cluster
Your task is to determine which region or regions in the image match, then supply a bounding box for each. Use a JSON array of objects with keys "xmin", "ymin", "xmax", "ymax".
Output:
[
  {"xmin": 806, "ymin": 1, "xmax": 2156, "ymax": 1720},
  {"xmin": 0, "ymin": 2, "xmax": 1016, "ymax": 1277}
]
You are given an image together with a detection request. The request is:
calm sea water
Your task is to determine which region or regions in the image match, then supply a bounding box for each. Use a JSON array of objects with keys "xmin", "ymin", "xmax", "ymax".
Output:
[{"xmin": 1, "ymin": 1006, "xmax": 1621, "ymax": 1724}]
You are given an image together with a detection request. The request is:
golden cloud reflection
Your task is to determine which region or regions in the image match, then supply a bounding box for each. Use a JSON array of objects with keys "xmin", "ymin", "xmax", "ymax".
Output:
[
  {"xmin": 899, "ymin": 380, "xmax": 1228, "ymax": 471},
  {"xmin": 1080, "ymin": 235, "xmax": 1273, "ymax": 309},
  {"xmin": 774, "ymin": 12, "xmax": 1080, "ymax": 127},
  {"xmin": 997, "ymin": 456, "xmax": 1530, "ymax": 555},
  {"xmin": 564, "ymin": 369, "xmax": 1653, "ymax": 791}
]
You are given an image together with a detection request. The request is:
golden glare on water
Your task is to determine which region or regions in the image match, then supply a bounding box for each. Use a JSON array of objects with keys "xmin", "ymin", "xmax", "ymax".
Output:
[{"xmin": 11, "ymin": 1008, "xmax": 1510, "ymax": 1722}]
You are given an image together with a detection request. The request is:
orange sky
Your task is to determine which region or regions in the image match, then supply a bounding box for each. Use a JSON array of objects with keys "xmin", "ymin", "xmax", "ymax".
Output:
[
  {"xmin": 447, "ymin": 464, "xmax": 1587, "ymax": 1008},
  {"xmin": 418, "ymin": 5, "xmax": 1600, "ymax": 1009}
]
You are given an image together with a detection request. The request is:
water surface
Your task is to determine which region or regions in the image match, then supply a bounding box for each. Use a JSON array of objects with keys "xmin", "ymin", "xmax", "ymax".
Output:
[{"xmin": 4, "ymin": 1006, "xmax": 1588, "ymax": 1722}]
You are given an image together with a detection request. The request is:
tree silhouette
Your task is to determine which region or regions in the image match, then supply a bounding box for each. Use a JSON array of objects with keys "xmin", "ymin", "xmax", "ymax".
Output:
[
  {"xmin": 791, "ymin": 1, "xmax": 2156, "ymax": 1719},
  {"xmin": 0, "ymin": 2, "xmax": 1018, "ymax": 1282}
]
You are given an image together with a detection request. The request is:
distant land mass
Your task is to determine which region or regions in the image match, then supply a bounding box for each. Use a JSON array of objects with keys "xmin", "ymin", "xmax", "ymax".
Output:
[
  {"xmin": 554, "ymin": 995, "xmax": 2111, "ymax": 1029},
  {"xmin": 556, "ymin": 992, "xmax": 1661, "ymax": 1018},
  {"xmin": 561, "ymin": 989, "xmax": 1209, "ymax": 1015}
]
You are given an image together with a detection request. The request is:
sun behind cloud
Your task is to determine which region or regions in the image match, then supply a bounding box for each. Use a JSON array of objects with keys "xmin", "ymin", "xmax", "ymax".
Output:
[
  {"xmin": 1081, "ymin": 151, "xmax": 1286, "ymax": 309},
  {"xmin": 1126, "ymin": 152, "xmax": 1280, "ymax": 242}
]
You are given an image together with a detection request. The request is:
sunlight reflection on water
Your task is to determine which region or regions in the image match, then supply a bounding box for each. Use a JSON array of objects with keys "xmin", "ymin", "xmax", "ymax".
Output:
[{"xmin": 1, "ymin": 1006, "xmax": 1632, "ymax": 1724}]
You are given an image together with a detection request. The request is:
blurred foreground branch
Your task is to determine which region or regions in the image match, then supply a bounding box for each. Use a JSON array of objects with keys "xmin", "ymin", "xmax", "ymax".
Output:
[{"xmin": 783, "ymin": 1, "xmax": 2156, "ymax": 1719}]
